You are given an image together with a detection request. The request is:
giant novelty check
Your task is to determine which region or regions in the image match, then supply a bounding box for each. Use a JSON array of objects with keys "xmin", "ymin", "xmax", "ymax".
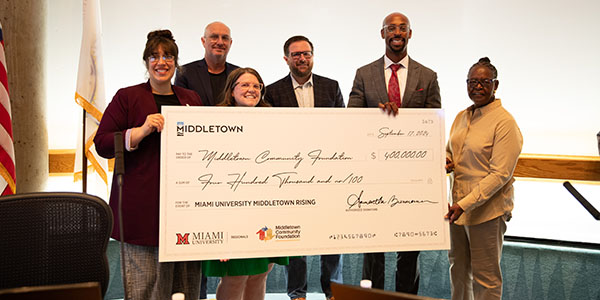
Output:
[{"xmin": 159, "ymin": 107, "xmax": 449, "ymax": 262}]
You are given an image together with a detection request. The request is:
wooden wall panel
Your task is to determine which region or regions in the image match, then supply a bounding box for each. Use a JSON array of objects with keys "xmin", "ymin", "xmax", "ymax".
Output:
[
  {"xmin": 49, "ymin": 149, "xmax": 113, "ymax": 175},
  {"xmin": 514, "ymin": 154, "xmax": 600, "ymax": 181}
]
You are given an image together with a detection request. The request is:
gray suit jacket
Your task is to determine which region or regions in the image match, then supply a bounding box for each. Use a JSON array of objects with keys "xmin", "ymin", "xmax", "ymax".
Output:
[
  {"xmin": 174, "ymin": 58, "xmax": 239, "ymax": 106},
  {"xmin": 265, "ymin": 74, "xmax": 345, "ymax": 108},
  {"xmin": 597, "ymin": 131, "xmax": 600, "ymax": 155},
  {"xmin": 348, "ymin": 56, "xmax": 441, "ymax": 108}
]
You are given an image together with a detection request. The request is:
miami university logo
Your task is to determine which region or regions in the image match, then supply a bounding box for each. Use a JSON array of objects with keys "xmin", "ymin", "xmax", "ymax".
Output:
[{"xmin": 176, "ymin": 233, "xmax": 190, "ymax": 245}]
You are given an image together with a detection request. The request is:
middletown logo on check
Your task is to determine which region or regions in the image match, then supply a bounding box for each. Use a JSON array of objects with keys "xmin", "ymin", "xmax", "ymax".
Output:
[{"xmin": 176, "ymin": 121, "xmax": 243, "ymax": 137}]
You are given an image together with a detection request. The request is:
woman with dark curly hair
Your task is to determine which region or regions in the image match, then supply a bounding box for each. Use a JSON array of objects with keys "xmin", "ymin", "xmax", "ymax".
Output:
[{"xmin": 95, "ymin": 29, "xmax": 203, "ymax": 299}]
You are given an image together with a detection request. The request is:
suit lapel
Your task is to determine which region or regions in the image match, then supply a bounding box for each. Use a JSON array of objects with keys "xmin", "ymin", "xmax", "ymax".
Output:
[
  {"xmin": 198, "ymin": 59, "xmax": 214, "ymax": 105},
  {"xmin": 403, "ymin": 57, "xmax": 420, "ymax": 108},
  {"xmin": 312, "ymin": 75, "xmax": 324, "ymax": 107},
  {"xmin": 283, "ymin": 75, "xmax": 299, "ymax": 107},
  {"xmin": 225, "ymin": 63, "xmax": 236, "ymax": 76},
  {"xmin": 372, "ymin": 57, "xmax": 388, "ymax": 103}
]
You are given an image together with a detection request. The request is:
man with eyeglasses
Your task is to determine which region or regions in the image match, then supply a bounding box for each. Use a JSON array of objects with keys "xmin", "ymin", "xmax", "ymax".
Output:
[
  {"xmin": 174, "ymin": 22, "xmax": 237, "ymax": 299},
  {"xmin": 264, "ymin": 35, "xmax": 344, "ymax": 300},
  {"xmin": 348, "ymin": 12, "xmax": 441, "ymax": 295},
  {"xmin": 175, "ymin": 21, "xmax": 239, "ymax": 106}
]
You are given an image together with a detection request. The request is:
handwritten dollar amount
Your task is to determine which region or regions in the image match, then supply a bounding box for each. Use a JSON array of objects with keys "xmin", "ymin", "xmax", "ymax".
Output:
[
  {"xmin": 196, "ymin": 172, "xmax": 364, "ymax": 191},
  {"xmin": 373, "ymin": 150, "xmax": 430, "ymax": 161}
]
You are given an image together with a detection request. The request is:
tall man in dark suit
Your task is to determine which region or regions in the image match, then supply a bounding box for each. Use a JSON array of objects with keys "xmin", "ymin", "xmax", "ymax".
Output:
[
  {"xmin": 265, "ymin": 36, "xmax": 344, "ymax": 300},
  {"xmin": 348, "ymin": 12, "xmax": 442, "ymax": 294},
  {"xmin": 175, "ymin": 21, "xmax": 239, "ymax": 105},
  {"xmin": 174, "ymin": 22, "xmax": 238, "ymax": 298}
]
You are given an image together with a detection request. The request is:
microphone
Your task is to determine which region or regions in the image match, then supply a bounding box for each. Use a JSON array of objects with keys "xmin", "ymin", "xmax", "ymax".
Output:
[
  {"xmin": 114, "ymin": 132, "xmax": 125, "ymax": 178},
  {"xmin": 114, "ymin": 131, "xmax": 129, "ymax": 298},
  {"xmin": 563, "ymin": 181, "xmax": 600, "ymax": 220}
]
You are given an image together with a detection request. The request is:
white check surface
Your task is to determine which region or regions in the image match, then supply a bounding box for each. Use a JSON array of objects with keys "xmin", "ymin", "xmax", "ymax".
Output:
[{"xmin": 159, "ymin": 107, "xmax": 449, "ymax": 262}]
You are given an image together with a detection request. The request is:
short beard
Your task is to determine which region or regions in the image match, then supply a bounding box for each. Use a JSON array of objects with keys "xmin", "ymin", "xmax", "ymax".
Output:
[
  {"xmin": 291, "ymin": 64, "xmax": 312, "ymax": 79},
  {"xmin": 387, "ymin": 37, "xmax": 407, "ymax": 54}
]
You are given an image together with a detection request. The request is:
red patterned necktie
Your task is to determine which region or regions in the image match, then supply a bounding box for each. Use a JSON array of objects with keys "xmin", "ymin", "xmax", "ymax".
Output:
[{"xmin": 388, "ymin": 64, "xmax": 402, "ymax": 107}]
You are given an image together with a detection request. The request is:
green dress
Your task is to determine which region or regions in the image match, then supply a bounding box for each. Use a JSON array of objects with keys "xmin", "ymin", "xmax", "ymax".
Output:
[{"xmin": 203, "ymin": 257, "xmax": 289, "ymax": 276}]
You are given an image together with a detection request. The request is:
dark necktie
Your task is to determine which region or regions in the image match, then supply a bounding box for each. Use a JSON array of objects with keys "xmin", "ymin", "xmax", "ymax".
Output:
[{"xmin": 388, "ymin": 64, "xmax": 402, "ymax": 107}]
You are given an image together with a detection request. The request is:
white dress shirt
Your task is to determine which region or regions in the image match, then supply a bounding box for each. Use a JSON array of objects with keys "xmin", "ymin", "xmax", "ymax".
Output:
[
  {"xmin": 384, "ymin": 55, "xmax": 409, "ymax": 101},
  {"xmin": 291, "ymin": 74, "xmax": 314, "ymax": 108}
]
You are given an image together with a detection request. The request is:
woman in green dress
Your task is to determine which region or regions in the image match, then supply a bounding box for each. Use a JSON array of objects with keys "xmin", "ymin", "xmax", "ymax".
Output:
[{"xmin": 206, "ymin": 67, "xmax": 289, "ymax": 300}]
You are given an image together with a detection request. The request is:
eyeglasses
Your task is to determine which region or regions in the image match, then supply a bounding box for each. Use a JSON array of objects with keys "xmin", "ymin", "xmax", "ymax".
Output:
[
  {"xmin": 234, "ymin": 82, "xmax": 263, "ymax": 91},
  {"xmin": 148, "ymin": 55, "xmax": 175, "ymax": 63},
  {"xmin": 289, "ymin": 51, "xmax": 313, "ymax": 60},
  {"xmin": 466, "ymin": 78, "xmax": 496, "ymax": 87},
  {"xmin": 383, "ymin": 24, "xmax": 410, "ymax": 33},
  {"xmin": 206, "ymin": 34, "xmax": 231, "ymax": 43}
]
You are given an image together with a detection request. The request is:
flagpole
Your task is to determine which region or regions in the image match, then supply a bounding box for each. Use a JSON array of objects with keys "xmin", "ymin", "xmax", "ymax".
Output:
[
  {"xmin": 75, "ymin": 0, "xmax": 107, "ymax": 196},
  {"xmin": 82, "ymin": 108, "xmax": 87, "ymax": 193}
]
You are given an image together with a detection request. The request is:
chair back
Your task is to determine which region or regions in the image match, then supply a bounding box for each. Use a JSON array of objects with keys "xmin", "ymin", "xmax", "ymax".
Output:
[{"xmin": 0, "ymin": 192, "xmax": 113, "ymax": 297}]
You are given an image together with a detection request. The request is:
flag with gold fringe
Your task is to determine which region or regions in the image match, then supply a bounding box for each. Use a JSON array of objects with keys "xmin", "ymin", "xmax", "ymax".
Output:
[{"xmin": 74, "ymin": 0, "xmax": 108, "ymax": 188}]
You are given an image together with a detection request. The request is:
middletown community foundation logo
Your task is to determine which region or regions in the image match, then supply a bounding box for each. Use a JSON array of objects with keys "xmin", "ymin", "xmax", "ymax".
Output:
[
  {"xmin": 256, "ymin": 226, "xmax": 274, "ymax": 241},
  {"xmin": 256, "ymin": 225, "xmax": 301, "ymax": 241}
]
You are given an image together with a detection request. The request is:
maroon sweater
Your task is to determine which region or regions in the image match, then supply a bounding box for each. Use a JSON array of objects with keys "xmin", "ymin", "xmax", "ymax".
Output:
[{"xmin": 95, "ymin": 81, "xmax": 202, "ymax": 246}]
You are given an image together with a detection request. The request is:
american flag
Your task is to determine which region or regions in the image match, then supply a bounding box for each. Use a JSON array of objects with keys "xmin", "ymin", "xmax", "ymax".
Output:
[{"xmin": 0, "ymin": 22, "xmax": 16, "ymax": 195}]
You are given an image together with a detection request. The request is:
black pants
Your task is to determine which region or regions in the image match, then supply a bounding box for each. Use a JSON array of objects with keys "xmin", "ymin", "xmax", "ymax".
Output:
[
  {"xmin": 199, "ymin": 274, "xmax": 207, "ymax": 299},
  {"xmin": 286, "ymin": 255, "xmax": 342, "ymax": 299},
  {"xmin": 362, "ymin": 251, "xmax": 420, "ymax": 294}
]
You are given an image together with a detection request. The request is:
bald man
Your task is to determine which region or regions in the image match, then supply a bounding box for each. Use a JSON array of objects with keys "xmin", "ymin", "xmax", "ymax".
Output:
[
  {"xmin": 175, "ymin": 23, "xmax": 239, "ymax": 297},
  {"xmin": 175, "ymin": 21, "xmax": 239, "ymax": 106},
  {"xmin": 348, "ymin": 12, "xmax": 441, "ymax": 294}
]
